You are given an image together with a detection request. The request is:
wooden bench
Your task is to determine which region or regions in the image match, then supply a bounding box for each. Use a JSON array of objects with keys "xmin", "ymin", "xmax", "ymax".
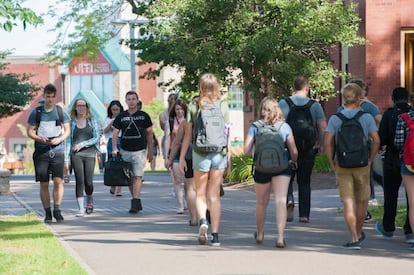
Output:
[{"xmin": 3, "ymin": 161, "xmax": 24, "ymax": 174}]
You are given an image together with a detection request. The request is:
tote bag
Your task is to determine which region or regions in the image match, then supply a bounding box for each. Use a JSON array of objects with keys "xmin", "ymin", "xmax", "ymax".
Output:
[{"xmin": 103, "ymin": 156, "xmax": 133, "ymax": 186}]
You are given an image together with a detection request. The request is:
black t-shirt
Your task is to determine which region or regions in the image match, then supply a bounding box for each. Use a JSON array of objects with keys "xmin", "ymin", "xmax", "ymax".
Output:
[
  {"xmin": 113, "ymin": 110, "xmax": 152, "ymax": 151},
  {"xmin": 379, "ymin": 102, "xmax": 411, "ymax": 152}
]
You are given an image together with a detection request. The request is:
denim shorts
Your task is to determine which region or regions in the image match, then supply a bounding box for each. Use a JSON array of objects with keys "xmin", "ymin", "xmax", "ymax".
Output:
[
  {"xmin": 120, "ymin": 149, "xmax": 147, "ymax": 177},
  {"xmin": 192, "ymin": 150, "xmax": 227, "ymax": 172},
  {"xmin": 401, "ymin": 162, "xmax": 414, "ymax": 176}
]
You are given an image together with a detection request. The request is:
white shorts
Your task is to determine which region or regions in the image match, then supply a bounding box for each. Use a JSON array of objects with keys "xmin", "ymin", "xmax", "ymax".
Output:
[{"xmin": 120, "ymin": 149, "xmax": 147, "ymax": 177}]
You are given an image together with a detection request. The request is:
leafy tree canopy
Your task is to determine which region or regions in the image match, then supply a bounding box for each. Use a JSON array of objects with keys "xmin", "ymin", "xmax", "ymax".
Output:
[
  {"xmin": 0, "ymin": 0, "xmax": 43, "ymax": 119},
  {"xmin": 0, "ymin": 0, "xmax": 43, "ymax": 32},
  {"xmin": 47, "ymin": 0, "xmax": 365, "ymax": 101},
  {"xmin": 0, "ymin": 72, "xmax": 39, "ymax": 118}
]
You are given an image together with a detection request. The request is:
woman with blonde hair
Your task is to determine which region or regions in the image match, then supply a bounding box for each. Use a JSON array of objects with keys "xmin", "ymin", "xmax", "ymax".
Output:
[
  {"xmin": 244, "ymin": 97, "xmax": 298, "ymax": 248},
  {"xmin": 179, "ymin": 73, "xmax": 231, "ymax": 246},
  {"xmin": 65, "ymin": 98, "xmax": 100, "ymax": 217}
]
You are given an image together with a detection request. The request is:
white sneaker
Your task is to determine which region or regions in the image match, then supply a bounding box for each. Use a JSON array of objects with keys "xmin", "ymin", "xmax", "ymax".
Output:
[
  {"xmin": 75, "ymin": 210, "xmax": 85, "ymax": 217},
  {"xmin": 198, "ymin": 220, "xmax": 208, "ymax": 245},
  {"xmin": 368, "ymin": 199, "xmax": 379, "ymax": 206}
]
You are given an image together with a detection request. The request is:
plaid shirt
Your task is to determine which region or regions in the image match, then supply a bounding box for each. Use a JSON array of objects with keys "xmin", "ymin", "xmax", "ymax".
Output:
[{"xmin": 394, "ymin": 109, "xmax": 414, "ymax": 150}]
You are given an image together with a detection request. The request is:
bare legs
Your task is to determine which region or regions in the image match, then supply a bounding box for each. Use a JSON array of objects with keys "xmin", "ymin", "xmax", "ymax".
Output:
[
  {"xmin": 184, "ymin": 177, "xmax": 197, "ymax": 224},
  {"xmin": 172, "ymin": 163, "xmax": 185, "ymax": 212},
  {"xmin": 342, "ymin": 198, "xmax": 368, "ymax": 243},
  {"xmin": 254, "ymin": 175, "xmax": 290, "ymax": 246},
  {"xmin": 194, "ymin": 169, "xmax": 224, "ymax": 233},
  {"xmin": 40, "ymin": 177, "xmax": 64, "ymax": 208}
]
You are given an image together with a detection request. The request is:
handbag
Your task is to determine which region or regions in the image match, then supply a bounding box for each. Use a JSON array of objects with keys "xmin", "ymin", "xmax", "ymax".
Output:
[{"xmin": 103, "ymin": 156, "xmax": 133, "ymax": 186}]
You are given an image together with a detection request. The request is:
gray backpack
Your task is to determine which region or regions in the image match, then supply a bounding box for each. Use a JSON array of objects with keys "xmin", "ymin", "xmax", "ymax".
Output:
[
  {"xmin": 253, "ymin": 120, "xmax": 288, "ymax": 173},
  {"xmin": 193, "ymin": 100, "xmax": 227, "ymax": 154}
]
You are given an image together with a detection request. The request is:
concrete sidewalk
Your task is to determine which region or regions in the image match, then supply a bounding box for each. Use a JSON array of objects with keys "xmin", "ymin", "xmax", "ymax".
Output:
[{"xmin": 2, "ymin": 173, "xmax": 414, "ymax": 275}]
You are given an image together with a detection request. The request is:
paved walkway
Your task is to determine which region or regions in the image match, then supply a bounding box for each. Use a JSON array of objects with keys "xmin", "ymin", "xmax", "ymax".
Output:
[{"xmin": 1, "ymin": 173, "xmax": 414, "ymax": 275}]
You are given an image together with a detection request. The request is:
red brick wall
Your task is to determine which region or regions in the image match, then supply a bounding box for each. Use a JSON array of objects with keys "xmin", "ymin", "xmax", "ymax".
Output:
[
  {"xmin": 364, "ymin": 0, "xmax": 402, "ymax": 113},
  {"xmin": 138, "ymin": 63, "xmax": 158, "ymax": 105},
  {"xmin": 325, "ymin": 0, "xmax": 414, "ymax": 118}
]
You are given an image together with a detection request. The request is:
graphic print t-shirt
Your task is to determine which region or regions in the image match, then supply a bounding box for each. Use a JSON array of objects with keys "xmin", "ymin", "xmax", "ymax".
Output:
[
  {"xmin": 113, "ymin": 110, "xmax": 152, "ymax": 151},
  {"xmin": 27, "ymin": 105, "xmax": 70, "ymax": 152}
]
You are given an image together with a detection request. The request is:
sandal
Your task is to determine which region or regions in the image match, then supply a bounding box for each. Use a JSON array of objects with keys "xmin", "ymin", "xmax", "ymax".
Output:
[
  {"xmin": 254, "ymin": 232, "xmax": 264, "ymax": 244},
  {"xmin": 276, "ymin": 240, "xmax": 286, "ymax": 248},
  {"xmin": 189, "ymin": 220, "xmax": 198, "ymax": 227}
]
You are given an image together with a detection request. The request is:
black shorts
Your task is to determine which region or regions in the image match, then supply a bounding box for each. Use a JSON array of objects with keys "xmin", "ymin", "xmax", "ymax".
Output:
[
  {"xmin": 253, "ymin": 166, "xmax": 292, "ymax": 184},
  {"xmin": 33, "ymin": 149, "xmax": 64, "ymax": 182},
  {"xmin": 185, "ymin": 159, "xmax": 194, "ymax": 179}
]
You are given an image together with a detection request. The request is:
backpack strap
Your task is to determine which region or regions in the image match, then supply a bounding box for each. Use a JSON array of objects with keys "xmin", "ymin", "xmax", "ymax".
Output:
[
  {"xmin": 56, "ymin": 105, "xmax": 63, "ymax": 126},
  {"xmin": 401, "ymin": 113, "xmax": 414, "ymax": 129},
  {"xmin": 285, "ymin": 97, "xmax": 295, "ymax": 109},
  {"xmin": 35, "ymin": 106, "xmax": 42, "ymax": 131},
  {"xmin": 335, "ymin": 110, "xmax": 365, "ymax": 122},
  {"xmin": 35, "ymin": 105, "xmax": 64, "ymax": 130},
  {"xmin": 285, "ymin": 97, "xmax": 315, "ymax": 109}
]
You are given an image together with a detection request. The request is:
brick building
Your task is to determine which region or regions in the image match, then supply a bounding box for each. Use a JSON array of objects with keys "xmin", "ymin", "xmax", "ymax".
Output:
[{"xmin": 326, "ymin": 0, "xmax": 414, "ymax": 117}]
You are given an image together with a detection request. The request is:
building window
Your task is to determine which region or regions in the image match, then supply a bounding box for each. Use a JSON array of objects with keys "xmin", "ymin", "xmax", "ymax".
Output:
[
  {"xmin": 228, "ymin": 85, "xmax": 243, "ymax": 110},
  {"xmin": 13, "ymin": 144, "xmax": 26, "ymax": 161},
  {"xmin": 70, "ymin": 74, "xmax": 113, "ymax": 103}
]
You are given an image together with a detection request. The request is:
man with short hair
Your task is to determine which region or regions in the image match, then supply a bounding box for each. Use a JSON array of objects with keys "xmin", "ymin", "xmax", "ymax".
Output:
[
  {"xmin": 279, "ymin": 75, "xmax": 327, "ymax": 223},
  {"xmin": 325, "ymin": 83, "xmax": 380, "ymax": 249},
  {"xmin": 112, "ymin": 91, "xmax": 153, "ymax": 213},
  {"xmin": 27, "ymin": 84, "xmax": 70, "ymax": 223},
  {"xmin": 376, "ymin": 87, "xmax": 413, "ymax": 243}
]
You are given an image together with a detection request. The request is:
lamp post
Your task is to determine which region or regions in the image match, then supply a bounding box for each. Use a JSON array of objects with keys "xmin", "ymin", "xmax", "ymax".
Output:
[
  {"xmin": 111, "ymin": 19, "xmax": 150, "ymax": 92},
  {"xmin": 58, "ymin": 64, "xmax": 69, "ymax": 104}
]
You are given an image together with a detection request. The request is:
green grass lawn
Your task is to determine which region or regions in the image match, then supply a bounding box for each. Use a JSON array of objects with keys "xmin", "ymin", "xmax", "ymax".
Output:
[
  {"xmin": 0, "ymin": 214, "xmax": 87, "ymax": 275},
  {"xmin": 369, "ymin": 205, "xmax": 408, "ymax": 228}
]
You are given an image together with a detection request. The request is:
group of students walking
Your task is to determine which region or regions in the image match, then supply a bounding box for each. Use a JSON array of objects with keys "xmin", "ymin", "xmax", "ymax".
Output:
[{"xmin": 27, "ymin": 74, "xmax": 414, "ymax": 251}]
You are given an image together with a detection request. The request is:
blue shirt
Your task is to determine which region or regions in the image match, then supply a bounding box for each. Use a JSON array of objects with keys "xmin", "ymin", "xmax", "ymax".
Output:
[
  {"xmin": 279, "ymin": 95, "xmax": 326, "ymax": 125},
  {"xmin": 326, "ymin": 108, "xmax": 378, "ymax": 137}
]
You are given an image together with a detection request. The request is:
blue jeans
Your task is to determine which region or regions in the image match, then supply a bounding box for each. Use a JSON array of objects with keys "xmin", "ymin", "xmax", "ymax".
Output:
[{"xmin": 287, "ymin": 151, "xmax": 315, "ymax": 218}]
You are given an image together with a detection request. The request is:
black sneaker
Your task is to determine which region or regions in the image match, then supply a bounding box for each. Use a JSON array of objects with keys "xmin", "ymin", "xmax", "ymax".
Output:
[
  {"xmin": 359, "ymin": 231, "xmax": 366, "ymax": 243},
  {"xmin": 129, "ymin": 198, "xmax": 141, "ymax": 214},
  {"xmin": 85, "ymin": 196, "xmax": 94, "ymax": 214},
  {"xmin": 364, "ymin": 211, "xmax": 372, "ymax": 223},
  {"xmin": 53, "ymin": 209, "xmax": 64, "ymax": 223},
  {"xmin": 44, "ymin": 209, "xmax": 52, "ymax": 224},
  {"xmin": 211, "ymin": 233, "xmax": 221, "ymax": 246},
  {"xmin": 342, "ymin": 241, "xmax": 360, "ymax": 250}
]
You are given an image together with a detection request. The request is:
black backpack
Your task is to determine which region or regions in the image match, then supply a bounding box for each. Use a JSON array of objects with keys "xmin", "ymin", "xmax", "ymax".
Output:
[
  {"xmin": 193, "ymin": 100, "xmax": 227, "ymax": 154},
  {"xmin": 252, "ymin": 120, "xmax": 288, "ymax": 174},
  {"xmin": 285, "ymin": 97, "xmax": 316, "ymax": 154},
  {"xmin": 335, "ymin": 111, "xmax": 369, "ymax": 168}
]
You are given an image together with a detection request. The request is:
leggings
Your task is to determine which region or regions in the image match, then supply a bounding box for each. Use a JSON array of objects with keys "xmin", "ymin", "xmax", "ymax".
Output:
[{"xmin": 71, "ymin": 154, "xmax": 96, "ymax": 198}]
